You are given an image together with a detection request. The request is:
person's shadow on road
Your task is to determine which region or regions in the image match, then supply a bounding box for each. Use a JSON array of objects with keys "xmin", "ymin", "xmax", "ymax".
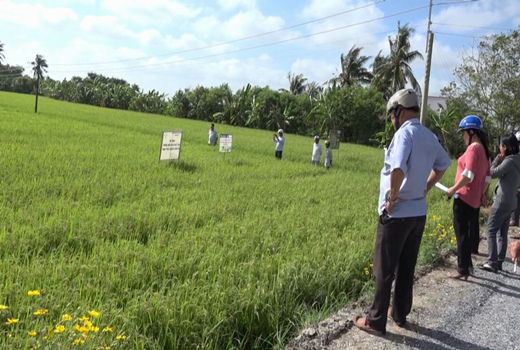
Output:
[{"xmin": 381, "ymin": 324, "xmax": 494, "ymax": 350}]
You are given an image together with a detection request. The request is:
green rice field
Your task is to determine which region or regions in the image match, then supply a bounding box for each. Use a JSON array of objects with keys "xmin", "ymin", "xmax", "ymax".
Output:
[{"xmin": 0, "ymin": 92, "xmax": 456, "ymax": 349}]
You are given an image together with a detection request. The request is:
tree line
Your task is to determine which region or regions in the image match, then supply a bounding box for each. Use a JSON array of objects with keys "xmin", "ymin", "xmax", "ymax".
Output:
[
  {"xmin": 0, "ymin": 22, "xmax": 425, "ymax": 146},
  {"xmin": 4, "ymin": 23, "xmax": 518, "ymax": 154}
]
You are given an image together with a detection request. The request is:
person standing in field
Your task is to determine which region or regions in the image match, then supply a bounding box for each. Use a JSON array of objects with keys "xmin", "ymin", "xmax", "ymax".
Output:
[
  {"xmin": 273, "ymin": 129, "xmax": 285, "ymax": 159},
  {"xmin": 446, "ymin": 116, "xmax": 491, "ymax": 279},
  {"xmin": 480, "ymin": 134, "xmax": 520, "ymax": 273},
  {"xmin": 312, "ymin": 135, "xmax": 322, "ymax": 165},
  {"xmin": 324, "ymin": 140, "xmax": 333, "ymax": 169},
  {"xmin": 208, "ymin": 124, "xmax": 218, "ymax": 146},
  {"xmin": 352, "ymin": 89, "xmax": 451, "ymax": 335}
]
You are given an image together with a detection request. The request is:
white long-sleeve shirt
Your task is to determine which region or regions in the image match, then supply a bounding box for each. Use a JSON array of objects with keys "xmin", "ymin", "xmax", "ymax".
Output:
[
  {"xmin": 324, "ymin": 147, "xmax": 333, "ymax": 167},
  {"xmin": 312, "ymin": 142, "xmax": 323, "ymax": 162},
  {"xmin": 208, "ymin": 129, "xmax": 218, "ymax": 146},
  {"xmin": 273, "ymin": 136, "xmax": 285, "ymax": 151}
]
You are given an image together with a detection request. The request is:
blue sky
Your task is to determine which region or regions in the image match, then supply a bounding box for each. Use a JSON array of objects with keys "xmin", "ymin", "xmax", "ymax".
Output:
[{"xmin": 1, "ymin": 0, "xmax": 519, "ymax": 96}]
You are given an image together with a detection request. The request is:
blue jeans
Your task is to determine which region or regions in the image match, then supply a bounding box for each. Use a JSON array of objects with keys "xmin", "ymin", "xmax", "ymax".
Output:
[{"xmin": 486, "ymin": 207, "xmax": 512, "ymax": 269}]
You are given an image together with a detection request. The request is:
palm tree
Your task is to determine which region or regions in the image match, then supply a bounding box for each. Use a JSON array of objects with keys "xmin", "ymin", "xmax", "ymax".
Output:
[
  {"xmin": 306, "ymin": 81, "xmax": 323, "ymax": 99},
  {"xmin": 371, "ymin": 50, "xmax": 393, "ymax": 99},
  {"xmin": 31, "ymin": 54, "xmax": 48, "ymax": 113},
  {"xmin": 371, "ymin": 22, "xmax": 423, "ymax": 96},
  {"xmin": 280, "ymin": 72, "xmax": 307, "ymax": 95},
  {"xmin": 328, "ymin": 45, "xmax": 373, "ymax": 87},
  {"xmin": 0, "ymin": 41, "xmax": 4, "ymax": 64}
]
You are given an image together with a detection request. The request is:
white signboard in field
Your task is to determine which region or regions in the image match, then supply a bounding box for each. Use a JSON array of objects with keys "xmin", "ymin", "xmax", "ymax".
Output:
[
  {"xmin": 329, "ymin": 130, "xmax": 341, "ymax": 149},
  {"xmin": 159, "ymin": 130, "xmax": 182, "ymax": 161},
  {"xmin": 219, "ymin": 134, "xmax": 232, "ymax": 153}
]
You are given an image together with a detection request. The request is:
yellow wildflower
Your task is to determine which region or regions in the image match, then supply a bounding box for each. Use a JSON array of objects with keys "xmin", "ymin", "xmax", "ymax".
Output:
[
  {"xmin": 451, "ymin": 237, "xmax": 457, "ymax": 245},
  {"xmin": 92, "ymin": 326, "xmax": 100, "ymax": 333},
  {"xmin": 72, "ymin": 338, "xmax": 85, "ymax": 346},
  {"xmin": 364, "ymin": 268, "xmax": 369, "ymax": 276},
  {"xmin": 116, "ymin": 334, "xmax": 126, "ymax": 340},
  {"xmin": 28, "ymin": 290, "xmax": 40, "ymax": 296},
  {"xmin": 28, "ymin": 330, "xmax": 37, "ymax": 337},
  {"xmin": 103, "ymin": 326, "xmax": 113, "ymax": 333},
  {"xmin": 369, "ymin": 263, "xmax": 373, "ymax": 268},
  {"xmin": 433, "ymin": 215, "xmax": 439, "ymax": 221},
  {"xmin": 0, "ymin": 304, "xmax": 8, "ymax": 310},
  {"xmin": 88, "ymin": 310, "xmax": 100, "ymax": 318},
  {"xmin": 8, "ymin": 333, "xmax": 12, "ymax": 338},
  {"xmin": 6, "ymin": 318, "xmax": 18, "ymax": 325},
  {"xmin": 55, "ymin": 325, "xmax": 65, "ymax": 333},
  {"xmin": 79, "ymin": 315, "xmax": 89, "ymax": 323},
  {"xmin": 62, "ymin": 314, "xmax": 72, "ymax": 321},
  {"xmin": 34, "ymin": 309, "xmax": 49, "ymax": 315},
  {"xmin": 99, "ymin": 345, "xmax": 111, "ymax": 350},
  {"xmin": 73, "ymin": 324, "xmax": 82, "ymax": 332}
]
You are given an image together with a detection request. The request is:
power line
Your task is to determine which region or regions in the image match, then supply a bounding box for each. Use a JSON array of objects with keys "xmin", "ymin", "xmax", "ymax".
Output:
[
  {"xmin": 433, "ymin": 31, "xmax": 488, "ymax": 38},
  {"xmin": 1, "ymin": 23, "xmax": 429, "ymax": 78},
  {"xmin": 434, "ymin": 42, "xmax": 455, "ymax": 80},
  {"xmin": 49, "ymin": 0, "xmax": 385, "ymax": 67},
  {"xmin": 433, "ymin": 22, "xmax": 515, "ymax": 31},
  {"xmin": 48, "ymin": 4, "xmax": 432, "ymax": 74}
]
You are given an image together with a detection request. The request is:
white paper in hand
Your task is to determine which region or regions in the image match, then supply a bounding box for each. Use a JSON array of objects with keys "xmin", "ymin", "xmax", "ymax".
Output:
[{"xmin": 434, "ymin": 182, "xmax": 449, "ymax": 193}]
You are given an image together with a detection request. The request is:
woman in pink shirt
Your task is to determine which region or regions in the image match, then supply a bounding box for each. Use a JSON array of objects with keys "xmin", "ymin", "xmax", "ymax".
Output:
[{"xmin": 447, "ymin": 116, "xmax": 491, "ymax": 280}]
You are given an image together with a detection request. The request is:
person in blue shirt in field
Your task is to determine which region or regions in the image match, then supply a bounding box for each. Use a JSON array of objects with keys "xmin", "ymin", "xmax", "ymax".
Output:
[
  {"xmin": 352, "ymin": 89, "xmax": 451, "ymax": 336},
  {"xmin": 273, "ymin": 129, "xmax": 285, "ymax": 159}
]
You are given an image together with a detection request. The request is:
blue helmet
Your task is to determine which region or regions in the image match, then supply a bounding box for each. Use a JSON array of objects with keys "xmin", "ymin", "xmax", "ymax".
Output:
[{"xmin": 457, "ymin": 115, "xmax": 483, "ymax": 132}]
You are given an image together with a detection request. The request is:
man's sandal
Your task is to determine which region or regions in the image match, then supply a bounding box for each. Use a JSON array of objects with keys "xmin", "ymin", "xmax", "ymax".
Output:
[{"xmin": 351, "ymin": 315, "xmax": 385, "ymax": 335}]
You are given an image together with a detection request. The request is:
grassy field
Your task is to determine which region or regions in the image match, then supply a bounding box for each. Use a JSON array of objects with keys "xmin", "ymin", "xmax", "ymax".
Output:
[{"xmin": 0, "ymin": 91, "xmax": 456, "ymax": 350}]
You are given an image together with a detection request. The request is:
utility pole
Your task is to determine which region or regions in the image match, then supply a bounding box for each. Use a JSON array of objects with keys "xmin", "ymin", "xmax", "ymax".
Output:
[{"xmin": 420, "ymin": 0, "xmax": 434, "ymax": 125}]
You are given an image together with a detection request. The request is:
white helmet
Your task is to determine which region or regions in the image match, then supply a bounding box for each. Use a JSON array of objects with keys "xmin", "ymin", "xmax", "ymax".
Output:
[
  {"xmin": 516, "ymin": 131, "xmax": 520, "ymax": 141},
  {"xmin": 386, "ymin": 89, "xmax": 420, "ymax": 114},
  {"xmin": 278, "ymin": 129, "xmax": 284, "ymax": 134}
]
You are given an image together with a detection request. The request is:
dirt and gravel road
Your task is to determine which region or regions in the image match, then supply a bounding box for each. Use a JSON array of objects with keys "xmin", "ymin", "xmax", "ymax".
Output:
[{"xmin": 288, "ymin": 228, "xmax": 520, "ymax": 350}]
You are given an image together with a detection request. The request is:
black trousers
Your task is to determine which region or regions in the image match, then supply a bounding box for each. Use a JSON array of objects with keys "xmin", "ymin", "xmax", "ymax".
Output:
[
  {"xmin": 367, "ymin": 214, "xmax": 426, "ymax": 332},
  {"xmin": 453, "ymin": 198, "xmax": 480, "ymax": 275},
  {"xmin": 275, "ymin": 151, "xmax": 282, "ymax": 159},
  {"xmin": 510, "ymin": 192, "xmax": 520, "ymax": 226}
]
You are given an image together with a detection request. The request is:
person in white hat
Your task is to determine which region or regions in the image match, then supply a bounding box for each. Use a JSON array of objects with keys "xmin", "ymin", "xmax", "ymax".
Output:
[
  {"xmin": 324, "ymin": 140, "xmax": 333, "ymax": 169},
  {"xmin": 311, "ymin": 135, "xmax": 322, "ymax": 165},
  {"xmin": 352, "ymin": 89, "xmax": 451, "ymax": 336},
  {"xmin": 273, "ymin": 129, "xmax": 285, "ymax": 159}
]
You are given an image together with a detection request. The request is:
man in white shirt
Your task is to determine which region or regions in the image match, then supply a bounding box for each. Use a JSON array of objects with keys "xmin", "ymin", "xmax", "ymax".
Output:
[
  {"xmin": 208, "ymin": 124, "xmax": 218, "ymax": 146},
  {"xmin": 273, "ymin": 129, "xmax": 285, "ymax": 159},
  {"xmin": 312, "ymin": 135, "xmax": 322, "ymax": 165},
  {"xmin": 324, "ymin": 140, "xmax": 333, "ymax": 169}
]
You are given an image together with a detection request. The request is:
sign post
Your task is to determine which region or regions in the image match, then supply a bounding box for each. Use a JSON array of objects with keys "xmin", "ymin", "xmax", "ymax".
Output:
[
  {"xmin": 159, "ymin": 130, "xmax": 182, "ymax": 162},
  {"xmin": 219, "ymin": 134, "xmax": 232, "ymax": 161},
  {"xmin": 330, "ymin": 129, "xmax": 341, "ymax": 160}
]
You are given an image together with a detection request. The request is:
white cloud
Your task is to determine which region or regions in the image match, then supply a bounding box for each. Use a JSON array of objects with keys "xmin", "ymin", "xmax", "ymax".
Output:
[
  {"xmin": 0, "ymin": 0, "xmax": 78, "ymax": 27},
  {"xmin": 218, "ymin": 0, "xmax": 257, "ymax": 11},
  {"xmin": 100, "ymin": 0, "xmax": 202, "ymax": 26},
  {"xmin": 192, "ymin": 9, "xmax": 297, "ymax": 42},
  {"xmin": 290, "ymin": 58, "xmax": 337, "ymax": 84},
  {"xmin": 432, "ymin": 0, "xmax": 520, "ymax": 33},
  {"xmin": 80, "ymin": 15, "xmax": 207, "ymax": 50},
  {"xmin": 36, "ymin": 40, "xmax": 285, "ymax": 92},
  {"xmin": 300, "ymin": 0, "xmax": 385, "ymax": 50}
]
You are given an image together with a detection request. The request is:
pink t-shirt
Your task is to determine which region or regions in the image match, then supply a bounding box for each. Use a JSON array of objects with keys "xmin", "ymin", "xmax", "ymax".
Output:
[{"xmin": 455, "ymin": 143, "xmax": 491, "ymax": 208}]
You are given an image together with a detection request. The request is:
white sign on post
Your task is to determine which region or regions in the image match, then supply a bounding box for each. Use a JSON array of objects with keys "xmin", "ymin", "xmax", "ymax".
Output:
[
  {"xmin": 219, "ymin": 134, "xmax": 232, "ymax": 153},
  {"xmin": 159, "ymin": 130, "xmax": 182, "ymax": 161},
  {"xmin": 329, "ymin": 130, "xmax": 341, "ymax": 149}
]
